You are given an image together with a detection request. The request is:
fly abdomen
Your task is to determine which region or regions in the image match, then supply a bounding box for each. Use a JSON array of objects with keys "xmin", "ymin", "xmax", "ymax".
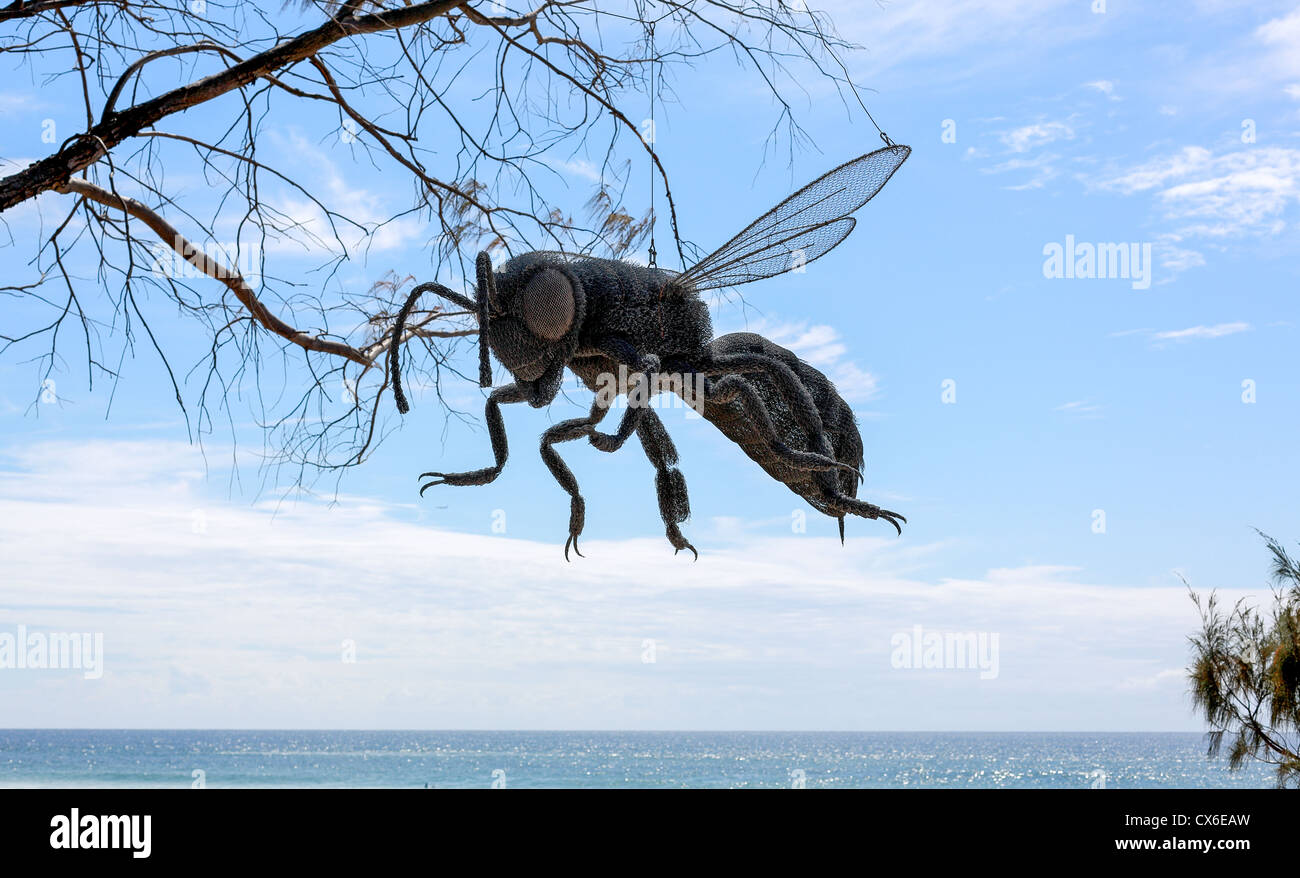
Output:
[{"xmin": 696, "ymin": 332, "xmax": 864, "ymax": 515}]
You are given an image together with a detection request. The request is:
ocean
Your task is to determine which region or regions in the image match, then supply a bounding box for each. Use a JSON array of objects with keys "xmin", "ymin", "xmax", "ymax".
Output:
[{"xmin": 0, "ymin": 730, "xmax": 1275, "ymax": 789}]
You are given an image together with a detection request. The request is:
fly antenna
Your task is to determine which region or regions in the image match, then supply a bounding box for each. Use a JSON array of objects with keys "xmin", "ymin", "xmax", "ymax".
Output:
[
  {"xmin": 474, "ymin": 252, "xmax": 495, "ymax": 388},
  {"xmin": 390, "ymin": 280, "xmax": 478, "ymax": 415}
]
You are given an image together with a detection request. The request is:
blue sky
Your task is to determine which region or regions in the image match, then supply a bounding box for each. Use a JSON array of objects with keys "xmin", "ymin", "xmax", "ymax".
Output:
[{"xmin": 1, "ymin": 0, "xmax": 1298, "ymax": 730}]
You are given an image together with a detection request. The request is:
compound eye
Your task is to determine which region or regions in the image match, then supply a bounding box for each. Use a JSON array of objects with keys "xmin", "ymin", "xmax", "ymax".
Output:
[{"xmin": 521, "ymin": 268, "xmax": 575, "ymax": 341}]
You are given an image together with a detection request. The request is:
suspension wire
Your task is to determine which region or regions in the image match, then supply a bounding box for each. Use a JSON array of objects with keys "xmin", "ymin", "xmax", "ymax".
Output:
[
  {"xmin": 646, "ymin": 17, "xmax": 658, "ymax": 270},
  {"xmin": 606, "ymin": 3, "xmax": 897, "ymax": 150},
  {"xmin": 864, "ymin": 104, "xmax": 895, "ymax": 147},
  {"xmin": 630, "ymin": 0, "xmax": 898, "ymax": 276}
]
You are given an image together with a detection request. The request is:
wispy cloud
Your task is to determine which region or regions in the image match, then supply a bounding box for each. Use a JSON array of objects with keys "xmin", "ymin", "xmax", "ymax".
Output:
[
  {"xmin": 1255, "ymin": 7, "xmax": 1300, "ymax": 79},
  {"xmin": 999, "ymin": 120, "xmax": 1075, "ymax": 154},
  {"xmin": 1096, "ymin": 146, "xmax": 1300, "ymax": 280},
  {"xmin": 1083, "ymin": 80, "xmax": 1119, "ymax": 100},
  {"xmin": 1153, "ymin": 236, "xmax": 1208, "ymax": 276},
  {"xmin": 0, "ymin": 438, "xmax": 1248, "ymax": 730},
  {"xmin": 1152, "ymin": 322, "xmax": 1252, "ymax": 342},
  {"xmin": 1054, "ymin": 400, "xmax": 1104, "ymax": 419},
  {"xmin": 0, "ymin": 94, "xmax": 36, "ymax": 115},
  {"xmin": 981, "ymin": 152, "xmax": 1062, "ymax": 190},
  {"xmin": 824, "ymin": 0, "xmax": 1082, "ymax": 78},
  {"xmin": 739, "ymin": 319, "xmax": 881, "ymax": 402},
  {"xmin": 262, "ymin": 131, "xmax": 427, "ymax": 257},
  {"xmin": 1111, "ymin": 322, "xmax": 1252, "ymax": 345},
  {"xmin": 1120, "ymin": 668, "xmax": 1185, "ymax": 690},
  {"xmin": 978, "ymin": 113, "xmax": 1082, "ymax": 189},
  {"xmin": 555, "ymin": 158, "xmax": 604, "ymax": 183},
  {"xmin": 1171, "ymin": 5, "xmax": 1300, "ymax": 98}
]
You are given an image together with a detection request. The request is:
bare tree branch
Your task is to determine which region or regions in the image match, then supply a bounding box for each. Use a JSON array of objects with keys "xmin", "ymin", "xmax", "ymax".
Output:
[
  {"xmin": 55, "ymin": 176, "xmax": 381, "ymax": 365},
  {"xmin": 0, "ymin": 0, "xmax": 874, "ymax": 488}
]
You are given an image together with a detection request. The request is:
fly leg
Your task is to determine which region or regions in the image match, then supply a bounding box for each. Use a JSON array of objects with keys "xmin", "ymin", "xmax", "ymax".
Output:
[
  {"xmin": 419, "ymin": 383, "xmax": 527, "ymax": 495},
  {"xmin": 695, "ymin": 352, "xmax": 860, "ymax": 491},
  {"xmin": 538, "ymin": 341, "xmax": 662, "ymax": 560},
  {"xmin": 690, "ymin": 370, "xmax": 861, "ymax": 481},
  {"xmin": 697, "ymin": 352, "xmax": 832, "ymax": 454},
  {"xmin": 635, "ymin": 409, "xmax": 697, "ymax": 559},
  {"xmin": 586, "ymin": 340, "xmax": 661, "ymax": 454},
  {"xmin": 539, "ymin": 396, "xmax": 612, "ymax": 561},
  {"xmin": 819, "ymin": 490, "xmax": 907, "ymax": 536}
]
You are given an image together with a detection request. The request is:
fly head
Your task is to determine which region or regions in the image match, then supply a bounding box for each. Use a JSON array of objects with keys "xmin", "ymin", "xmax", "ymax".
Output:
[{"xmin": 480, "ymin": 252, "xmax": 586, "ymax": 394}]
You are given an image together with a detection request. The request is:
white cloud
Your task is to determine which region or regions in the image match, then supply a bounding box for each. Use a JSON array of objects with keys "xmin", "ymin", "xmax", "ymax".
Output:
[
  {"xmin": 1173, "ymin": 6, "xmax": 1300, "ymax": 99},
  {"xmin": 1154, "ymin": 237, "xmax": 1207, "ymax": 275},
  {"xmin": 1120, "ymin": 668, "xmax": 1185, "ymax": 690},
  {"xmin": 738, "ymin": 319, "xmax": 881, "ymax": 402},
  {"xmin": 262, "ymin": 132, "xmax": 427, "ymax": 257},
  {"xmin": 1054, "ymin": 400, "xmax": 1103, "ymax": 419},
  {"xmin": 981, "ymin": 152, "xmax": 1062, "ymax": 190},
  {"xmin": 1083, "ymin": 80, "xmax": 1119, "ymax": 100},
  {"xmin": 0, "ymin": 94, "xmax": 36, "ymax": 115},
  {"xmin": 823, "ymin": 0, "xmax": 1081, "ymax": 77},
  {"xmin": 0, "ymin": 437, "xmax": 1252, "ymax": 730},
  {"xmin": 556, "ymin": 158, "xmax": 604, "ymax": 183},
  {"xmin": 1100, "ymin": 146, "xmax": 1300, "ymax": 241},
  {"xmin": 1152, "ymin": 322, "xmax": 1251, "ymax": 342},
  {"xmin": 1000, "ymin": 120, "xmax": 1076, "ymax": 153},
  {"xmin": 1255, "ymin": 8, "xmax": 1300, "ymax": 78},
  {"xmin": 979, "ymin": 115, "xmax": 1081, "ymax": 189},
  {"xmin": 1113, "ymin": 322, "xmax": 1252, "ymax": 345}
]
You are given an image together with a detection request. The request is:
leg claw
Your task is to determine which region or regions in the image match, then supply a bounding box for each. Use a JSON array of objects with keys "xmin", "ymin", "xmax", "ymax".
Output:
[
  {"xmin": 877, "ymin": 509, "xmax": 906, "ymax": 536},
  {"xmin": 416, "ymin": 467, "xmax": 500, "ymax": 493},
  {"xmin": 665, "ymin": 524, "xmax": 698, "ymax": 560},
  {"xmin": 564, "ymin": 533, "xmax": 584, "ymax": 561},
  {"xmin": 673, "ymin": 542, "xmax": 699, "ymax": 561}
]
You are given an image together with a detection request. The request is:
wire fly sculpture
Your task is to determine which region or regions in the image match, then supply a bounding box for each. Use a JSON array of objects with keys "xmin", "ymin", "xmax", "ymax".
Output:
[{"xmin": 391, "ymin": 144, "xmax": 911, "ymax": 559}]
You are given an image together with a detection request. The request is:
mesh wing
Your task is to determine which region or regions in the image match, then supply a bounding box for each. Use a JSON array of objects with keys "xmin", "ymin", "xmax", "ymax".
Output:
[{"xmin": 669, "ymin": 144, "xmax": 909, "ymax": 292}]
